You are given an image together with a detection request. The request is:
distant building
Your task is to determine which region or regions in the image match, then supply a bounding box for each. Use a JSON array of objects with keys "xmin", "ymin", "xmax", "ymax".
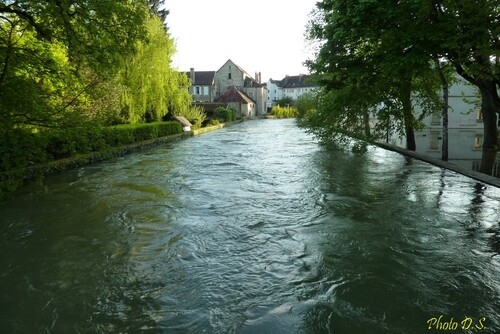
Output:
[
  {"xmin": 185, "ymin": 59, "xmax": 268, "ymax": 117},
  {"xmin": 266, "ymin": 74, "xmax": 318, "ymax": 109},
  {"xmin": 217, "ymin": 86, "xmax": 255, "ymax": 118},
  {"xmin": 185, "ymin": 69, "xmax": 219, "ymax": 103},
  {"xmin": 216, "ymin": 59, "xmax": 267, "ymax": 116}
]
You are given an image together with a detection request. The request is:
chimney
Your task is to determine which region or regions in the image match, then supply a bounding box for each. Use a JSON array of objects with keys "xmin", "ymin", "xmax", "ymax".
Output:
[
  {"xmin": 190, "ymin": 68, "xmax": 195, "ymax": 84},
  {"xmin": 258, "ymin": 72, "xmax": 262, "ymax": 84}
]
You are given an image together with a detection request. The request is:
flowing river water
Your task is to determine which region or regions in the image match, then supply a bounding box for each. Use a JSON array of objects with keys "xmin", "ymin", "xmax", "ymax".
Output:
[{"xmin": 1, "ymin": 119, "xmax": 500, "ymax": 333}]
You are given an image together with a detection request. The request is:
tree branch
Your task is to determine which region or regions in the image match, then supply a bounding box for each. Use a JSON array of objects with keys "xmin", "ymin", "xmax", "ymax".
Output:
[{"xmin": 0, "ymin": 3, "xmax": 49, "ymax": 40}]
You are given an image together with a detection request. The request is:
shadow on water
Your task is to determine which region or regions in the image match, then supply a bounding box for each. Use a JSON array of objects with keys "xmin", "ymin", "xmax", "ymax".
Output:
[
  {"xmin": 0, "ymin": 152, "xmax": 183, "ymax": 333},
  {"xmin": 299, "ymin": 146, "xmax": 500, "ymax": 334}
]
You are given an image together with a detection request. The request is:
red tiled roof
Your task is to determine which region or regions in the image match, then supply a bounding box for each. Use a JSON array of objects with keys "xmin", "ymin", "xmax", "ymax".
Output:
[{"xmin": 216, "ymin": 86, "xmax": 255, "ymax": 104}]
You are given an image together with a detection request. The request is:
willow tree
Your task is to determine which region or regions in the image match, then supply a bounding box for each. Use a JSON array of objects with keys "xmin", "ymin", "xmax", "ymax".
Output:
[
  {"xmin": 0, "ymin": 0, "xmax": 149, "ymax": 129},
  {"xmin": 119, "ymin": 16, "xmax": 191, "ymax": 124}
]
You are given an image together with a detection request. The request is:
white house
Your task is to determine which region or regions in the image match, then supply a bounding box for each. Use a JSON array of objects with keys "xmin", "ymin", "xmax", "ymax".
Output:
[
  {"xmin": 389, "ymin": 76, "xmax": 500, "ymax": 175},
  {"xmin": 266, "ymin": 74, "xmax": 318, "ymax": 109},
  {"xmin": 267, "ymin": 79, "xmax": 284, "ymax": 108}
]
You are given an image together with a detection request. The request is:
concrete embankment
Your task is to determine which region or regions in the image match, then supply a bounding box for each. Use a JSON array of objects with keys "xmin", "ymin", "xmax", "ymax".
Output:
[{"xmin": 376, "ymin": 142, "xmax": 500, "ymax": 188}]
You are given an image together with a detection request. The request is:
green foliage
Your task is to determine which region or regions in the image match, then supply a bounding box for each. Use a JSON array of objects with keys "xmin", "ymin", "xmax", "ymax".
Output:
[
  {"xmin": 174, "ymin": 105, "xmax": 206, "ymax": 129},
  {"xmin": 271, "ymin": 106, "xmax": 298, "ymax": 119},
  {"xmin": 295, "ymin": 92, "xmax": 320, "ymax": 119},
  {"xmin": 304, "ymin": 0, "xmax": 452, "ymax": 148},
  {"xmin": 119, "ymin": 16, "xmax": 192, "ymax": 124},
  {"xmin": 0, "ymin": 1, "xmax": 148, "ymax": 74},
  {"xmin": 213, "ymin": 107, "xmax": 235, "ymax": 122},
  {"xmin": 0, "ymin": 22, "xmax": 87, "ymax": 129},
  {"xmin": 0, "ymin": 1, "xmax": 191, "ymax": 129},
  {"xmin": 276, "ymin": 97, "xmax": 294, "ymax": 107},
  {"xmin": 207, "ymin": 119, "xmax": 221, "ymax": 126},
  {"xmin": 0, "ymin": 122, "xmax": 182, "ymax": 173},
  {"xmin": 0, "ymin": 128, "xmax": 49, "ymax": 172}
]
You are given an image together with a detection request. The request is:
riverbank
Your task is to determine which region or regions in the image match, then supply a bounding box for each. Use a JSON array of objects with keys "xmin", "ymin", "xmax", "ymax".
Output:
[
  {"xmin": 376, "ymin": 142, "xmax": 500, "ymax": 188},
  {"xmin": 192, "ymin": 120, "xmax": 242, "ymax": 135},
  {"xmin": 0, "ymin": 120, "xmax": 242, "ymax": 197}
]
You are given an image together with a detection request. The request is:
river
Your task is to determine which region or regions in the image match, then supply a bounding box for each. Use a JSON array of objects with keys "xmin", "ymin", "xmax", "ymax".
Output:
[{"xmin": 1, "ymin": 119, "xmax": 499, "ymax": 333}]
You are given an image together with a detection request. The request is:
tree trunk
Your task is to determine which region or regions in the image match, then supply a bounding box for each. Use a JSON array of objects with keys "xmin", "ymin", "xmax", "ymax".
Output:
[
  {"xmin": 477, "ymin": 79, "xmax": 499, "ymax": 175},
  {"xmin": 434, "ymin": 59, "xmax": 449, "ymax": 161},
  {"xmin": 363, "ymin": 110, "xmax": 371, "ymax": 139},
  {"xmin": 400, "ymin": 75, "xmax": 416, "ymax": 151}
]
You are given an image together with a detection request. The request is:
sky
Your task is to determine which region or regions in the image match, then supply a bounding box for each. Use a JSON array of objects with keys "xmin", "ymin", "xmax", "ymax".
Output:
[{"xmin": 165, "ymin": 0, "xmax": 319, "ymax": 83}]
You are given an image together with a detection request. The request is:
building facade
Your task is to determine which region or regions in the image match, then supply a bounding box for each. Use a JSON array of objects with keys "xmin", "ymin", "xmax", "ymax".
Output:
[
  {"xmin": 186, "ymin": 69, "xmax": 219, "ymax": 103},
  {"xmin": 266, "ymin": 74, "xmax": 317, "ymax": 109},
  {"xmin": 185, "ymin": 60, "xmax": 268, "ymax": 117},
  {"xmin": 216, "ymin": 59, "xmax": 267, "ymax": 116},
  {"xmin": 389, "ymin": 76, "xmax": 500, "ymax": 175}
]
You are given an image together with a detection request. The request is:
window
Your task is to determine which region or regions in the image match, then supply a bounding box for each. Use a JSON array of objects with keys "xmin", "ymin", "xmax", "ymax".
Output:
[
  {"xmin": 474, "ymin": 135, "xmax": 483, "ymax": 149},
  {"xmin": 228, "ymin": 73, "xmax": 232, "ymax": 79},
  {"xmin": 195, "ymin": 86, "xmax": 200, "ymax": 95},
  {"xmin": 476, "ymin": 108, "xmax": 483, "ymax": 122},
  {"xmin": 429, "ymin": 131, "xmax": 440, "ymax": 151},
  {"xmin": 203, "ymin": 87, "xmax": 209, "ymax": 96}
]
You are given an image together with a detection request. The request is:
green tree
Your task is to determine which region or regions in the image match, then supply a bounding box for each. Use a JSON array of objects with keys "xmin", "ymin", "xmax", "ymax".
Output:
[
  {"xmin": 0, "ymin": 19, "xmax": 88, "ymax": 129},
  {"xmin": 295, "ymin": 91, "xmax": 320, "ymax": 119},
  {"xmin": 306, "ymin": 0, "xmax": 443, "ymax": 150},
  {"xmin": 428, "ymin": 0, "xmax": 499, "ymax": 174},
  {"xmin": 119, "ymin": 16, "xmax": 191, "ymax": 124},
  {"xmin": 0, "ymin": 1, "xmax": 148, "ymax": 74},
  {"xmin": 276, "ymin": 96, "xmax": 294, "ymax": 107},
  {"xmin": 307, "ymin": 0, "xmax": 499, "ymax": 174},
  {"xmin": 0, "ymin": 0, "xmax": 150, "ymax": 130}
]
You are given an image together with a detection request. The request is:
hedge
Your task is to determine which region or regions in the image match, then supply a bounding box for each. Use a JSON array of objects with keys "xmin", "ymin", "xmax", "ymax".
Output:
[{"xmin": 1, "ymin": 121, "xmax": 182, "ymax": 173}]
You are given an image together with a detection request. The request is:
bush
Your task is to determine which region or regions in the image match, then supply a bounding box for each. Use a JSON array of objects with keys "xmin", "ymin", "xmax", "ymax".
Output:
[
  {"xmin": 109, "ymin": 121, "xmax": 181, "ymax": 144},
  {"xmin": 207, "ymin": 119, "xmax": 221, "ymax": 126},
  {"xmin": 271, "ymin": 105, "xmax": 298, "ymax": 118},
  {"xmin": 0, "ymin": 128, "xmax": 49, "ymax": 172},
  {"xmin": 213, "ymin": 107, "xmax": 234, "ymax": 122},
  {"xmin": 295, "ymin": 92, "xmax": 320, "ymax": 119},
  {"xmin": 276, "ymin": 97, "xmax": 294, "ymax": 107},
  {"xmin": 174, "ymin": 105, "xmax": 206, "ymax": 129}
]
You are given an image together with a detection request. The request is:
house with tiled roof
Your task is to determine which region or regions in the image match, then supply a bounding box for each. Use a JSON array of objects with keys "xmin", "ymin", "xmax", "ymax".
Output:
[
  {"xmin": 216, "ymin": 59, "xmax": 268, "ymax": 116},
  {"xmin": 186, "ymin": 69, "xmax": 219, "ymax": 102},
  {"xmin": 266, "ymin": 74, "xmax": 318, "ymax": 108},
  {"xmin": 185, "ymin": 59, "xmax": 268, "ymax": 117},
  {"xmin": 217, "ymin": 86, "xmax": 256, "ymax": 118}
]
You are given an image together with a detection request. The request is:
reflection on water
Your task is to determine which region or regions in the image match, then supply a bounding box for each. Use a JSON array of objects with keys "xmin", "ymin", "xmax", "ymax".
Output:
[{"xmin": 1, "ymin": 119, "xmax": 500, "ymax": 333}]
